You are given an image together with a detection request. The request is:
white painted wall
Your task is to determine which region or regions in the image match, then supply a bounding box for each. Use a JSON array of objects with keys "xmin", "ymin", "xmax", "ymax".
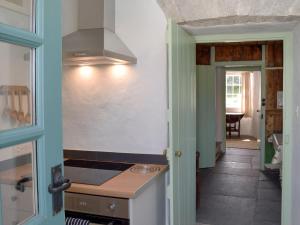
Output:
[
  {"xmin": 239, "ymin": 72, "xmax": 261, "ymax": 138},
  {"xmin": 251, "ymin": 71, "xmax": 261, "ymax": 139},
  {"xmin": 291, "ymin": 23, "xmax": 300, "ymax": 225},
  {"xmin": 62, "ymin": 0, "xmax": 168, "ymax": 154}
]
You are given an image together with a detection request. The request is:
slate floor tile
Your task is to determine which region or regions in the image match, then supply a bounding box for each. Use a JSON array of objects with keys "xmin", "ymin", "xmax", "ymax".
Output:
[
  {"xmin": 259, "ymin": 172, "xmax": 270, "ymax": 181},
  {"xmin": 216, "ymin": 161, "xmax": 252, "ymax": 169},
  {"xmin": 201, "ymin": 173, "xmax": 258, "ymax": 198},
  {"xmin": 254, "ymin": 200, "xmax": 282, "ymax": 223},
  {"xmin": 197, "ymin": 195, "xmax": 256, "ymax": 225},
  {"xmin": 252, "ymin": 221, "xmax": 281, "ymax": 225},
  {"xmin": 220, "ymin": 154, "xmax": 253, "ymax": 163},
  {"xmin": 251, "ymin": 158, "xmax": 261, "ymax": 169},
  {"xmin": 198, "ymin": 148, "xmax": 282, "ymax": 225},
  {"xmin": 258, "ymin": 180, "xmax": 281, "ymax": 190},
  {"xmin": 257, "ymin": 189, "xmax": 282, "ymax": 202},
  {"xmin": 226, "ymin": 149, "xmax": 260, "ymax": 156},
  {"xmin": 212, "ymin": 167, "xmax": 260, "ymax": 177}
]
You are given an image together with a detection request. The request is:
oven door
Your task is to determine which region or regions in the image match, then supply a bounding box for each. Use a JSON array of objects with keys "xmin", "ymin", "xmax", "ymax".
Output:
[{"xmin": 66, "ymin": 211, "xmax": 130, "ymax": 225}]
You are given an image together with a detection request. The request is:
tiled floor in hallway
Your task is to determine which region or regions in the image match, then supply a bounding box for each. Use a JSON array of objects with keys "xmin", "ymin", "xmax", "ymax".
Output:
[{"xmin": 197, "ymin": 148, "xmax": 282, "ymax": 225}]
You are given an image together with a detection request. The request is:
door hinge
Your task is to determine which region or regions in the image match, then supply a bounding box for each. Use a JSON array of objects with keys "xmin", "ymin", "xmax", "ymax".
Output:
[
  {"xmin": 163, "ymin": 148, "xmax": 170, "ymax": 160},
  {"xmin": 166, "ymin": 184, "xmax": 171, "ymax": 199}
]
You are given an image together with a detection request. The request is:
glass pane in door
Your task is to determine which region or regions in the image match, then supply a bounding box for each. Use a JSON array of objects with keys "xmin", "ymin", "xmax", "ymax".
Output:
[
  {"xmin": 0, "ymin": 141, "xmax": 37, "ymax": 225},
  {"xmin": 0, "ymin": 42, "xmax": 35, "ymax": 132},
  {"xmin": 0, "ymin": 0, "xmax": 34, "ymax": 31}
]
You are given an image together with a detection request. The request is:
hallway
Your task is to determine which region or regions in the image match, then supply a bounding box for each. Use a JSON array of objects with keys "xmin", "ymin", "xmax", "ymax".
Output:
[{"xmin": 197, "ymin": 148, "xmax": 282, "ymax": 225}]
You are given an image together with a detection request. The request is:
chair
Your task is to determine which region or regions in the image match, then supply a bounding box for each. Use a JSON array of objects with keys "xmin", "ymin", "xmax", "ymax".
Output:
[{"xmin": 226, "ymin": 113, "xmax": 244, "ymax": 138}]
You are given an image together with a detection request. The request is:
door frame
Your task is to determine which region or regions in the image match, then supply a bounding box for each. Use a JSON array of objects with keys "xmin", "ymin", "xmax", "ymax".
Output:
[
  {"xmin": 195, "ymin": 32, "xmax": 293, "ymax": 225},
  {"xmin": 218, "ymin": 65, "xmax": 265, "ymax": 167}
]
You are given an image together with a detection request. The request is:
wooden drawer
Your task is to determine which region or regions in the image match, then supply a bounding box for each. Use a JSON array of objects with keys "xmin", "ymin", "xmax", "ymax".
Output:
[
  {"xmin": 2, "ymin": 208, "xmax": 34, "ymax": 225},
  {"xmin": 65, "ymin": 192, "xmax": 129, "ymax": 219},
  {"xmin": 1, "ymin": 184, "xmax": 34, "ymax": 212}
]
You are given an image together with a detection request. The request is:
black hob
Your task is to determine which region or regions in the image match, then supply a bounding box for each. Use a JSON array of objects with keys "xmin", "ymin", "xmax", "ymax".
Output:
[{"xmin": 64, "ymin": 159, "xmax": 134, "ymax": 186}]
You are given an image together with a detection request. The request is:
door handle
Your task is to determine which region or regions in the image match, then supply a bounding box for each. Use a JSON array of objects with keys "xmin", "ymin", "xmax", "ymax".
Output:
[
  {"xmin": 49, "ymin": 164, "xmax": 71, "ymax": 215},
  {"xmin": 175, "ymin": 150, "xmax": 182, "ymax": 158},
  {"xmin": 48, "ymin": 178, "xmax": 71, "ymax": 194}
]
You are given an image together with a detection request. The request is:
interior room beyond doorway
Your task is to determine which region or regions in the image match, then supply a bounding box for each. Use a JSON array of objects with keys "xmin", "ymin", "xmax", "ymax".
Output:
[{"xmin": 225, "ymin": 70, "xmax": 261, "ymax": 151}]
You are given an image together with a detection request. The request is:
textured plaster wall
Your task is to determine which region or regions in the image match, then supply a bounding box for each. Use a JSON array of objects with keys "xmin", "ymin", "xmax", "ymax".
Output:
[
  {"xmin": 62, "ymin": 0, "xmax": 168, "ymax": 154},
  {"xmin": 157, "ymin": 0, "xmax": 300, "ymax": 24},
  {"xmin": 292, "ymin": 23, "xmax": 300, "ymax": 225},
  {"xmin": 157, "ymin": 0, "xmax": 300, "ymax": 35}
]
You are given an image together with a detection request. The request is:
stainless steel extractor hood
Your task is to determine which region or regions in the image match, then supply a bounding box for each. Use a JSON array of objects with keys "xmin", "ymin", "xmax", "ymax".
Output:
[{"xmin": 63, "ymin": 0, "xmax": 137, "ymax": 66}]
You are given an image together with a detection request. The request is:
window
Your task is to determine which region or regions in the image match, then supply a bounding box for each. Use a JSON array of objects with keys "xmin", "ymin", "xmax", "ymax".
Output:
[{"xmin": 226, "ymin": 72, "xmax": 242, "ymax": 110}]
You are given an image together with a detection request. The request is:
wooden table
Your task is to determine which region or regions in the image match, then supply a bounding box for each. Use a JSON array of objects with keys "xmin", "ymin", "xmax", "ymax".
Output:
[{"xmin": 226, "ymin": 113, "xmax": 244, "ymax": 138}]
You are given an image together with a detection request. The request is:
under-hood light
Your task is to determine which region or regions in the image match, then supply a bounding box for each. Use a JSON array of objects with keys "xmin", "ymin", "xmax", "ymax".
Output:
[{"xmin": 79, "ymin": 66, "xmax": 93, "ymax": 79}]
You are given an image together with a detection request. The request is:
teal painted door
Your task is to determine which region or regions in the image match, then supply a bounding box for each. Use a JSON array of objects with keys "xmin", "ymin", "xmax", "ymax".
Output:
[
  {"xmin": 0, "ymin": 0, "xmax": 64, "ymax": 225},
  {"xmin": 197, "ymin": 66, "xmax": 216, "ymax": 168},
  {"xmin": 167, "ymin": 20, "xmax": 196, "ymax": 225}
]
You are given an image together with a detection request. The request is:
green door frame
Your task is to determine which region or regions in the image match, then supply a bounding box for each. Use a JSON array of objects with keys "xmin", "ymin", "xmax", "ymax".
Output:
[
  {"xmin": 195, "ymin": 32, "xmax": 293, "ymax": 225},
  {"xmin": 0, "ymin": 0, "xmax": 64, "ymax": 224}
]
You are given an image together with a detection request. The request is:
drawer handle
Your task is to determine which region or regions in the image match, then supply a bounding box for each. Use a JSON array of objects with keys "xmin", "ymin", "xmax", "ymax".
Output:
[{"xmin": 15, "ymin": 176, "xmax": 32, "ymax": 192}]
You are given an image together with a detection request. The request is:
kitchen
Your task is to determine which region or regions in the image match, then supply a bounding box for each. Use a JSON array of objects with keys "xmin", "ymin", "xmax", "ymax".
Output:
[
  {"xmin": 0, "ymin": 0, "xmax": 169, "ymax": 224},
  {"xmin": 63, "ymin": 0, "xmax": 169, "ymax": 224},
  {"xmin": 62, "ymin": 0, "xmax": 167, "ymax": 225},
  {"xmin": 2, "ymin": 0, "xmax": 300, "ymax": 225}
]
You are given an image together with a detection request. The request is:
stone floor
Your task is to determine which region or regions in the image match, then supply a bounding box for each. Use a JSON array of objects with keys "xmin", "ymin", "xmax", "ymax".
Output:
[{"xmin": 197, "ymin": 148, "xmax": 282, "ymax": 225}]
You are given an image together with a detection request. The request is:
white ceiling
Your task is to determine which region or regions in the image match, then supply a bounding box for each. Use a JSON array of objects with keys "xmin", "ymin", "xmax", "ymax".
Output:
[{"xmin": 157, "ymin": 0, "xmax": 300, "ymax": 35}]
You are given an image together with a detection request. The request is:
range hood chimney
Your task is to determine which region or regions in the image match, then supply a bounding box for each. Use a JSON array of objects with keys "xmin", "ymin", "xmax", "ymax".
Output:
[{"xmin": 63, "ymin": 0, "xmax": 137, "ymax": 66}]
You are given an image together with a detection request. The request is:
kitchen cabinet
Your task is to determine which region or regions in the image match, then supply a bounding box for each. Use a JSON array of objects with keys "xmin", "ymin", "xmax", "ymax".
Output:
[
  {"xmin": 65, "ymin": 166, "xmax": 167, "ymax": 225},
  {"xmin": 129, "ymin": 174, "xmax": 166, "ymax": 225}
]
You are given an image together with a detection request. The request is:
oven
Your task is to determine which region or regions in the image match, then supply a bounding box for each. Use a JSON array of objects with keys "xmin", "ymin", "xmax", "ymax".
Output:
[{"xmin": 65, "ymin": 192, "xmax": 129, "ymax": 225}]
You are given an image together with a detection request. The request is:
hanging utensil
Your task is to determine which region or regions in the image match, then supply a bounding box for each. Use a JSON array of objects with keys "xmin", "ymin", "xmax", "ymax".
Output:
[
  {"xmin": 2, "ymin": 89, "xmax": 10, "ymax": 118},
  {"xmin": 17, "ymin": 90, "xmax": 25, "ymax": 123},
  {"xmin": 25, "ymin": 91, "xmax": 31, "ymax": 124},
  {"xmin": 10, "ymin": 90, "xmax": 18, "ymax": 121}
]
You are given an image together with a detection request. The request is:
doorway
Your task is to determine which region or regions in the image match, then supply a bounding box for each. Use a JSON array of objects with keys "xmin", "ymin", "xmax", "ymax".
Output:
[
  {"xmin": 196, "ymin": 41, "xmax": 285, "ymax": 225},
  {"xmin": 224, "ymin": 70, "xmax": 261, "ymax": 151}
]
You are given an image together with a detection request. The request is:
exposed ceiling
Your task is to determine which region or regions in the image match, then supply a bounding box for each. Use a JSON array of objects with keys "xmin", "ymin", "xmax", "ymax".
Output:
[{"xmin": 157, "ymin": 0, "xmax": 300, "ymax": 34}]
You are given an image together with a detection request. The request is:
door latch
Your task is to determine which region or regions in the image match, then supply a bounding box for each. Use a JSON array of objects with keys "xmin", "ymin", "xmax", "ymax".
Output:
[
  {"xmin": 48, "ymin": 164, "xmax": 71, "ymax": 215},
  {"xmin": 261, "ymin": 98, "xmax": 266, "ymax": 107}
]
